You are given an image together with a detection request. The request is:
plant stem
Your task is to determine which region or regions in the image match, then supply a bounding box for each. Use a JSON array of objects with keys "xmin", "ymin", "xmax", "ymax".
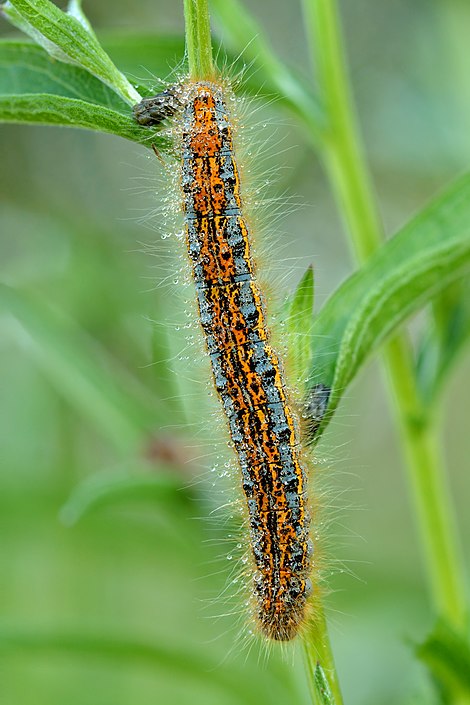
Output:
[
  {"xmin": 302, "ymin": 0, "xmax": 381, "ymax": 259},
  {"xmin": 303, "ymin": 607, "xmax": 344, "ymax": 705},
  {"xmin": 386, "ymin": 336, "xmax": 467, "ymax": 628},
  {"xmin": 183, "ymin": 0, "xmax": 214, "ymax": 79},
  {"xmin": 302, "ymin": 0, "xmax": 467, "ymax": 632}
]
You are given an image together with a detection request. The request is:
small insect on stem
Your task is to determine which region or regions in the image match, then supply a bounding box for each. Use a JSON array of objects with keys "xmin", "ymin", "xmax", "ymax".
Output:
[
  {"xmin": 133, "ymin": 87, "xmax": 182, "ymax": 126},
  {"xmin": 304, "ymin": 384, "xmax": 331, "ymax": 442}
]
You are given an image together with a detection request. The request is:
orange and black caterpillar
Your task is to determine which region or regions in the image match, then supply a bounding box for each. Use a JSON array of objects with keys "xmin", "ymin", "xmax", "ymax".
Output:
[{"xmin": 134, "ymin": 81, "xmax": 313, "ymax": 640}]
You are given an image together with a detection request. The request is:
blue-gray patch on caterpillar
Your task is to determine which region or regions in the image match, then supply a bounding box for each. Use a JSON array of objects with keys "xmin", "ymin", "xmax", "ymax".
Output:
[
  {"xmin": 277, "ymin": 461, "xmax": 302, "ymax": 487},
  {"xmin": 266, "ymin": 404, "xmax": 292, "ymax": 443},
  {"xmin": 225, "ymin": 216, "xmax": 246, "ymax": 243},
  {"xmin": 219, "ymin": 154, "xmax": 238, "ymax": 185},
  {"xmin": 284, "ymin": 490, "xmax": 301, "ymax": 509},
  {"xmin": 242, "ymin": 477, "xmax": 255, "ymax": 498}
]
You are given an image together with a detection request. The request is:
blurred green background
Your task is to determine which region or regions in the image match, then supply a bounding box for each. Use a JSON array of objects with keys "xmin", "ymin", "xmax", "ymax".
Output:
[{"xmin": 1, "ymin": 1, "xmax": 469, "ymax": 703}]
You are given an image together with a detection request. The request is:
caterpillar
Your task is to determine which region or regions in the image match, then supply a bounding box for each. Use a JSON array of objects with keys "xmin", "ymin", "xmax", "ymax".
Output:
[{"xmin": 134, "ymin": 79, "xmax": 313, "ymax": 641}]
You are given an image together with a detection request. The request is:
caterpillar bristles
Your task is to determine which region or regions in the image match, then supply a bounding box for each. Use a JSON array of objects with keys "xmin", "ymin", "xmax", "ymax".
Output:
[{"xmin": 131, "ymin": 62, "xmax": 338, "ymax": 645}]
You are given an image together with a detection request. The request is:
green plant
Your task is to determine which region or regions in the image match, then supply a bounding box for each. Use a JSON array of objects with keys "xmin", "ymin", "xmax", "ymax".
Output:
[{"xmin": 0, "ymin": 0, "xmax": 469, "ymax": 703}]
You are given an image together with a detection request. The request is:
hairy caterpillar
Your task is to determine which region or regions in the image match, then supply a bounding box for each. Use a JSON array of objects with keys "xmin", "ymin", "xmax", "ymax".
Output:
[{"xmin": 134, "ymin": 79, "xmax": 313, "ymax": 641}]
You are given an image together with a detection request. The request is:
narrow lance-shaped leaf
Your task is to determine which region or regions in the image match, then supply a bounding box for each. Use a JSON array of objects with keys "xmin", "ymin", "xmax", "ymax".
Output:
[
  {"xmin": 306, "ymin": 173, "xmax": 470, "ymax": 441},
  {"xmin": 66, "ymin": 0, "xmax": 93, "ymax": 33},
  {"xmin": 0, "ymin": 41, "xmax": 167, "ymax": 145},
  {"xmin": 416, "ymin": 277, "xmax": 470, "ymax": 405},
  {"xmin": 285, "ymin": 265, "xmax": 315, "ymax": 385},
  {"xmin": 2, "ymin": 0, "xmax": 140, "ymax": 103}
]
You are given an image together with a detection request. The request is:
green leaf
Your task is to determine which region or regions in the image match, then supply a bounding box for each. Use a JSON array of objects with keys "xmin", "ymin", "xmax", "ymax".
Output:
[
  {"xmin": 66, "ymin": 0, "xmax": 94, "ymax": 34},
  {"xmin": 2, "ymin": 0, "xmax": 140, "ymax": 103},
  {"xmin": 416, "ymin": 277, "xmax": 470, "ymax": 405},
  {"xmin": 0, "ymin": 41, "xmax": 126, "ymax": 107},
  {"xmin": 285, "ymin": 265, "xmax": 314, "ymax": 384},
  {"xmin": 0, "ymin": 91, "xmax": 150, "ymax": 142},
  {"xmin": 416, "ymin": 621, "xmax": 470, "ymax": 697},
  {"xmin": 0, "ymin": 283, "xmax": 155, "ymax": 453},
  {"xmin": 0, "ymin": 41, "xmax": 164, "ymax": 144},
  {"xmin": 308, "ymin": 174, "xmax": 470, "ymax": 441}
]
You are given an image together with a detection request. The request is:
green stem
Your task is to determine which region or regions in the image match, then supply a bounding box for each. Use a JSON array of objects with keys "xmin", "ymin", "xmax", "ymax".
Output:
[
  {"xmin": 302, "ymin": 0, "xmax": 381, "ymax": 259},
  {"xmin": 386, "ymin": 337, "xmax": 467, "ymax": 628},
  {"xmin": 183, "ymin": 0, "xmax": 214, "ymax": 79},
  {"xmin": 302, "ymin": 0, "xmax": 468, "ymax": 632},
  {"xmin": 303, "ymin": 607, "xmax": 344, "ymax": 705}
]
